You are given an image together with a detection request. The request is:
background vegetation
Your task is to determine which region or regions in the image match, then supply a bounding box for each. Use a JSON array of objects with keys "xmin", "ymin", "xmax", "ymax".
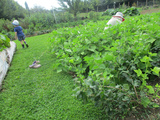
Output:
[{"xmin": 0, "ymin": 0, "xmax": 159, "ymax": 40}]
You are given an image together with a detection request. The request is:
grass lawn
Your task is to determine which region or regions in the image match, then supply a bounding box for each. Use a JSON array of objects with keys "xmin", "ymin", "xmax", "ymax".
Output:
[{"xmin": 0, "ymin": 33, "xmax": 106, "ymax": 120}]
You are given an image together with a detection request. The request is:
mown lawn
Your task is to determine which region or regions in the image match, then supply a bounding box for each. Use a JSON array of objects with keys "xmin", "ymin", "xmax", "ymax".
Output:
[{"xmin": 0, "ymin": 33, "xmax": 106, "ymax": 120}]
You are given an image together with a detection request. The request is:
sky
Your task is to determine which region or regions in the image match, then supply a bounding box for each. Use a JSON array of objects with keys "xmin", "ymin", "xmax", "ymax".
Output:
[{"xmin": 14, "ymin": 0, "xmax": 61, "ymax": 10}]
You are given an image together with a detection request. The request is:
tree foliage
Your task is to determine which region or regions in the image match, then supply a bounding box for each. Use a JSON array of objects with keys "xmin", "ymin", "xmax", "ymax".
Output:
[
  {"xmin": 0, "ymin": 0, "xmax": 26, "ymax": 20},
  {"xmin": 58, "ymin": 0, "xmax": 84, "ymax": 17}
]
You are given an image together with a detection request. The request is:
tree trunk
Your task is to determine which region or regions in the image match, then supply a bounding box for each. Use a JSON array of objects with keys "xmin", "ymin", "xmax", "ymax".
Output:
[
  {"xmin": 74, "ymin": 12, "xmax": 77, "ymax": 17},
  {"xmin": 146, "ymin": 0, "xmax": 148, "ymax": 6},
  {"xmin": 97, "ymin": 6, "xmax": 98, "ymax": 12},
  {"xmin": 87, "ymin": 8, "xmax": 88, "ymax": 13}
]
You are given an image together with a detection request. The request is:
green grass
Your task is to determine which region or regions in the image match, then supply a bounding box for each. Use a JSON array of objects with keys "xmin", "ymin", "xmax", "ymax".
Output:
[{"xmin": 0, "ymin": 33, "xmax": 106, "ymax": 120}]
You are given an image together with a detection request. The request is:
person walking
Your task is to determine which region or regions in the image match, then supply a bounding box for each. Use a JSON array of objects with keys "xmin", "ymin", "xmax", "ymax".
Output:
[{"xmin": 12, "ymin": 20, "xmax": 29, "ymax": 48}]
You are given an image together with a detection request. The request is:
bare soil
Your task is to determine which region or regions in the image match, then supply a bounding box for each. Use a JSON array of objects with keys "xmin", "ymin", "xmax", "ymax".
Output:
[{"xmin": 141, "ymin": 7, "xmax": 160, "ymax": 14}]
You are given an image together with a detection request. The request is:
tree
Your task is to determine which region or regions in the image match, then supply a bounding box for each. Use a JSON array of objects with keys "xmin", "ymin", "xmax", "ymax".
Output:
[
  {"xmin": 91, "ymin": 0, "xmax": 101, "ymax": 12},
  {"xmin": 146, "ymin": 0, "xmax": 148, "ymax": 6},
  {"xmin": 25, "ymin": 1, "xmax": 30, "ymax": 16},
  {"xmin": 58, "ymin": 0, "xmax": 83, "ymax": 17},
  {"xmin": 82, "ymin": 0, "xmax": 94, "ymax": 12},
  {"xmin": 0, "ymin": 0, "xmax": 5, "ymax": 18},
  {"xmin": 0, "ymin": 0, "xmax": 26, "ymax": 20},
  {"xmin": 89, "ymin": 0, "xmax": 111, "ymax": 12}
]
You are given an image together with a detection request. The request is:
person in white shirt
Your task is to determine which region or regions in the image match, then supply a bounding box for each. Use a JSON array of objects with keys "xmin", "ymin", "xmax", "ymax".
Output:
[{"xmin": 104, "ymin": 12, "xmax": 125, "ymax": 30}]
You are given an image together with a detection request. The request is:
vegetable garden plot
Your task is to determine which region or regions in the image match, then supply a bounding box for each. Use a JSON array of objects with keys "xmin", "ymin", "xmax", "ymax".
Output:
[{"xmin": 50, "ymin": 12, "xmax": 160, "ymax": 117}]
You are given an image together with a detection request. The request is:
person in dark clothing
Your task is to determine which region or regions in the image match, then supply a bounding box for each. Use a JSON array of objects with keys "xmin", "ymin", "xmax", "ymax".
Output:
[{"xmin": 12, "ymin": 20, "xmax": 29, "ymax": 48}]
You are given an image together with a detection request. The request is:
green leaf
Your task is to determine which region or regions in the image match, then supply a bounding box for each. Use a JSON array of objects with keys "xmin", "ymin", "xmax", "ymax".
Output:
[
  {"xmin": 141, "ymin": 73, "xmax": 149, "ymax": 80},
  {"xmin": 152, "ymin": 67, "xmax": 160, "ymax": 76},
  {"xmin": 57, "ymin": 68, "xmax": 62, "ymax": 73},
  {"xmin": 133, "ymin": 80, "xmax": 140, "ymax": 87},
  {"xmin": 147, "ymin": 38, "xmax": 156, "ymax": 44},
  {"xmin": 69, "ymin": 59, "xmax": 74, "ymax": 63},
  {"xmin": 134, "ymin": 69, "xmax": 142, "ymax": 77},
  {"xmin": 84, "ymin": 77, "xmax": 92, "ymax": 87},
  {"xmin": 88, "ymin": 45, "xmax": 96, "ymax": 52},
  {"xmin": 122, "ymin": 73, "xmax": 133, "ymax": 84},
  {"xmin": 123, "ymin": 84, "xmax": 129, "ymax": 90},
  {"xmin": 98, "ymin": 64, "xmax": 106, "ymax": 69},
  {"xmin": 86, "ymin": 89, "xmax": 93, "ymax": 96},
  {"xmin": 65, "ymin": 49, "xmax": 72, "ymax": 53},
  {"xmin": 153, "ymin": 103, "xmax": 159, "ymax": 108},
  {"xmin": 149, "ymin": 52, "xmax": 157, "ymax": 56},
  {"xmin": 141, "ymin": 97, "xmax": 151, "ymax": 108},
  {"xmin": 104, "ymin": 53, "xmax": 114, "ymax": 61},
  {"xmin": 155, "ymin": 83, "xmax": 160, "ymax": 88},
  {"xmin": 146, "ymin": 85, "xmax": 155, "ymax": 94},
  {"xmin": 140, "ymin": 56, "xmax": 152, "ymax": 63}
]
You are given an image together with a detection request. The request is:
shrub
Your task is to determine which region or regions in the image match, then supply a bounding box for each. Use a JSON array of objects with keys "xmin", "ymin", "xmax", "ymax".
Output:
[
  {"xmin": 0, "ymin": 33, "xmax": 10, "ymax": 51},
  {"xmin": 123, "ymin": 7, "xmax": 140, "ymax": 16},
  {"xmin": 5, "ymin": 32, "xmax": 15, "ymax": 41},
  {"xmin": 102, "ymin": 8, "xmax": 123, "ymax": 16},
  {"xmin": 88, "ymin": 11, "xmax": 99, "ymax": 20}
]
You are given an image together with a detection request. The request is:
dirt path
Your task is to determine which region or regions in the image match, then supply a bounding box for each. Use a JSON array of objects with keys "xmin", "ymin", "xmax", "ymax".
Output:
[{"xmin": 141, "ymin": 7, "xmax": 160, "ymax": 14}]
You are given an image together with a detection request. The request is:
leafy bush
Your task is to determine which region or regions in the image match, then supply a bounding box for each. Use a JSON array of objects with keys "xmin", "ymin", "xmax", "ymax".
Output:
[
  {"xmin": 5, "ymin": 32, "xmax": 15, "ymax": 41},
  {"xmin": 50, "ymin": 12, "xmax": 160, "ymax": 117},
  {"xmin": 0, "ymin": 33, "xmax": 10, "ymax": 51},
  {"xmin": 123, "ymin": 7, "xmax": 140, "ymax": 16},
  {"xmin": 102, "ymin": 7, "xmax": 140, "ymax": 17},
  {"xmin": 102, "ymin": 9, "xmax": 115, "ymax": 16},
  {"xmin": 0, "ymin": 19, "xmax": 14, "ymax": 33},
  {"xmin": 89, "ymin": 11, "xmax": 100, "ymax": 20},
  {"xmin": 102, "ymin": 8, "xmax": 123, "ymax": 16}
]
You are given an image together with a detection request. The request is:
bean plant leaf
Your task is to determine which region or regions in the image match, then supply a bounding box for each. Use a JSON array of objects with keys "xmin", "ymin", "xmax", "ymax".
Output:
[
  {"xmin": 140, "ymin": 56, "xmax": 152, "ymax": 63},
  {"xmin": 152, "ymin": 67, "xmax": 160, "ymax": 76},
  {"xmin": 123, "ymin": 84, "xmax": 130, "ymax": 90},
  {"xmin": 57, "ymin": 68, "xmax": 62, "ymax": 73},
  {"xmin": 146, "ymin": 85, "xmax": 155, "ymax": 94},
  {"xmin": 104, "ymin": 53, "xmax": 114, "ymax": 61},
  {"xmin": 152, "ymin": 103, "xmax": 159, "ymax": 108},
  {"xmin": 69, "ymin": 59, "xmax": 74, "ymax": 63},
  {"xmin": 134, "ymin": 69, "xmax": 142, "ymax": 77},
  {"xmin": 141, "ymin": 97, "xmax": 151, "ymax": 108},
  {"xmin": 133, "ymin": 80, "xmax": 141, "ymax": 87}
]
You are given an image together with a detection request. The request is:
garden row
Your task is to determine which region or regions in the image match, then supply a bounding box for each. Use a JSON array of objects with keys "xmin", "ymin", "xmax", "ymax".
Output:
[
  {"xmin": 50, "ymin": 12, "xmax": 160, "ymax": 118},
  {"xmin": 0, "ymin": 7, "xmax": 141, "ymax": 41}
]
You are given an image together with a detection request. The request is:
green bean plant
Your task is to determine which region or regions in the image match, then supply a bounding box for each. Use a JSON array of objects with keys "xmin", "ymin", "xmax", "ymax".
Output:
[{"xmin": 50, "ymin": 12, "xmax": 160, "ymax": 117}]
